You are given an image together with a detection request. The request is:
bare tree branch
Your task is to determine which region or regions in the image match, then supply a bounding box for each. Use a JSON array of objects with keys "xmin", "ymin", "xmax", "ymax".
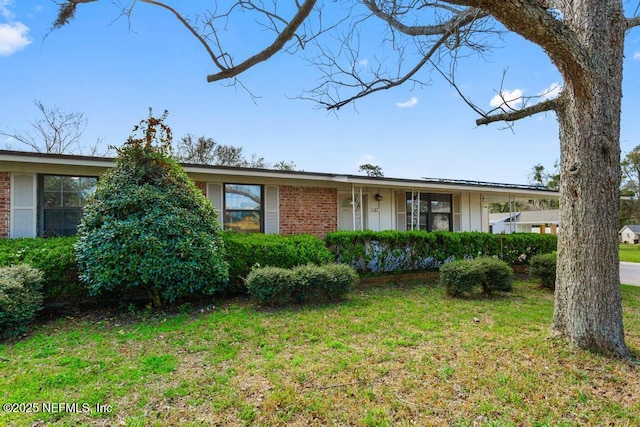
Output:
[
  {"xmin": 0, "ymin": 100, "xmax": 89, "ymax": 154},
  {"xmin": 138, "ymin": 0, "xmax": 227, "ymax": 71},
  {"xmin": 206, "ymin": 0, "xmax": 317, "ymax": 82},
  {"xmin": 627, "ymin": 16, "xmax": 640, "ymax": 29},
  {"xmin": 476, "ymin": 98, "xmax": 559, "ymax": 126}
]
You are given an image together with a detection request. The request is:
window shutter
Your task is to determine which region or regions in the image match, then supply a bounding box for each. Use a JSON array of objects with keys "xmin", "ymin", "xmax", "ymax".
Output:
[
  {"xmin": 396, "ymin": 191, "xmax": 407, "ymax": 232},
  {"xmin": 206, "ymin": 182, "xmax": 223, "ymax": 225},
  {"xmin": 264, "ymin": 185, "xmax": 279, "ymax": 234},
  {"xmin": 11, "ymin": 174, "xmax": 36, "ymax": 238}
]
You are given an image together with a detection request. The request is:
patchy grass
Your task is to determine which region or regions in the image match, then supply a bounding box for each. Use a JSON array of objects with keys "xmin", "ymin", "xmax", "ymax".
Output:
[
  {"xmin": 620, "ymin": 244, "xmax": 640, "ymax": 263},
  {"xmin": 1, "ymin": 280, "xmax": 639, "ymax": 426}
]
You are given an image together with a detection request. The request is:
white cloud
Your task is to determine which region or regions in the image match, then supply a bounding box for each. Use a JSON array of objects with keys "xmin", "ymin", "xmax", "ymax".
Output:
[
  {"xmin": 0, "ymin": 0, "xmax": 14, "ymax": 19},
  {"xmin": 396, "ymin": 96, "xmax": 419, "ymax": 108},
  {"xmin": 0, "ymin": 22, "xmax": 31, "ymax": 56},
  {"xmin": 538, "ymin": 82, "xmax": 562, "ymax": 101},
  {"xmin": 634, "ymin": 51, "xmax": 640, "ymax": 60},
  {"xmin": 489, "ymin": 89, "xmax": 523, "ymax": 110},
  {"xmin": 357, "ymin": 58, "xmax": 368, "ymax": 67}
]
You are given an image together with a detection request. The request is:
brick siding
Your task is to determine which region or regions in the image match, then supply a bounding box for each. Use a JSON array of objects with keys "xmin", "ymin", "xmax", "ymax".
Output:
[
  {"xmin": 278, "ymin": 186, "xmax": 337, "ymax": 238},
  {"xmin": 0, "ymin": 173, "xmax": 10, "ymax": 238},
  {"xmin": 194, "ymin": 181, "xmax": 207, "ymax": 196}
]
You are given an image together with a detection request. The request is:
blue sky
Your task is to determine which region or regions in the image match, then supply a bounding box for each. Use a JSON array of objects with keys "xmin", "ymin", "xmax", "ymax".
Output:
[{"xmin": 1, "ymin": 1, "xmax": 639, "ymax": 184}]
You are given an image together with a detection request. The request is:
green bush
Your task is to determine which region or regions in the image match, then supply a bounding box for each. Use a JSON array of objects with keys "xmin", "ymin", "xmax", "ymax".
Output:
[
  {"xmin": 246, "ymin": 263, "xmax": 357, "ymax": 306},
  {"xmin": 223, "ymin": 232, "xmax": 334, "ymax": 286},
  {"xmin": 439, "ymin": 259, "xmax": 477, "ymax": 297},
  {"xmin": 440, "ymin": 257, "xmax": 513, "ymax": 297},
  {"xmin": 0, "ymin": 265, "xmax": 44, "ymax": 339},
  {"xmin": 474, "ymin": 257, "xmax": 514, "ymax": 293},
  {"xmin": 530, "ymin": 253, "xmax": 557, "ymax": 290},
  {"xmin": 75, "ymin": 113, "xmax": 228, "ymax": 307},
  {"xmin": 0, "ymin": 237, "xmax": 81, "ymax": 301},
  {"xmin": 325, "ymin": 230, "xmax": 557, "ymax": 274}
]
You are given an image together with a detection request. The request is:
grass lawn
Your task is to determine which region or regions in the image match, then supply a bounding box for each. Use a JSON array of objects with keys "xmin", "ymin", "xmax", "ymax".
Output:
[
  {"xmin": 1, "ymin": 280, "xmax": 639, "ymax": 426},
  {"xmin": 620, "ymin": 244, "xmax": 640, "ymax": 263}
]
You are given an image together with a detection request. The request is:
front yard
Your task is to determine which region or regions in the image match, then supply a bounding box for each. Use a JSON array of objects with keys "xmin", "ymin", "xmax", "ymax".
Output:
[
  {"xmin": 620, "ymin": 243, "xmax": 640, "ymax": 263},
  {"xmin": 1, "ymin": 280, "xmax": 639, "ymax": 426}
]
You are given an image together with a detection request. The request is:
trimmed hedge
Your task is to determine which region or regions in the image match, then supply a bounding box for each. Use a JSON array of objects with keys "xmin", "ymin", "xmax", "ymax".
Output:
[
  {"xmin": 529, "ymin": 253, "xmax": 557, "ymax": 290},
  {"xmin": 246, "ymin": 263, "xmax": 357, "ymax": 306},
  {"xmin": 0, "ymin": 265, "xmax": 44, "ymax": 339},
  {"xmin": 325, "ymin": 230, "xmax": 557, "ymax": 274},
  {"xmin": 223, "ymin": 232, "xmax": 334, "ymax": 286},
  {"xmin": 440, "ymin": 257, "xmax": 513, "ymax": 297},
  {"xmin": 0, "ymin": 237, "xmax": 81, "ymax": 301}
]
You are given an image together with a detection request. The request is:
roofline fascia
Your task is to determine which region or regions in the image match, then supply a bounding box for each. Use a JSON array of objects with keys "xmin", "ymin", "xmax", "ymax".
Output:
[{"xmin": 0, "ymin": 149, "xmax": 559, "ymax": 197}]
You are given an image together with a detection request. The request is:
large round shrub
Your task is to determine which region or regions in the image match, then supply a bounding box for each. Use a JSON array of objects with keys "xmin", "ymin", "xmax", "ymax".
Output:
[{"xmin": 75, "ymin": 113, "xmax": 228, "ymax": 306}]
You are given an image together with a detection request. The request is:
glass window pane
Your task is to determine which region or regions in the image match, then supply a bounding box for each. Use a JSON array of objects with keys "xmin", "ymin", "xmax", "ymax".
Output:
[
  {"xmin": 43, "ymin": 210, "xmax": 63, "ymax": 235},
  {"xmin": 430, "ymin": 214, "xmax": 450, "ymax": 231},
  {"xmin": 44, "ymin": 191, "xmax": 62, "ymax": 208},
  {"xmin": 44, "ymin": 176, "xmax": 63, "ymax": 192},
  {"xmin": 63, "ymin": 192, "xmax": 82, "ymax": 207},
  {"xmin": 225, "ymin": 184, "xmax": 261, "ymax": 210},
  {"xmin": 224, "ymin": 211, "xmax": 261, "ymax": 233},
  {"xmin": 431, "ymin": 194, "xmax": 451, "ymax": 213}
]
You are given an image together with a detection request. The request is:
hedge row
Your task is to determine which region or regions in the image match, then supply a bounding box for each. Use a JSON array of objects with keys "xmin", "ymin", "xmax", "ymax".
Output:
[
  {"xmin": 325, "ymin": 230, "xmax": 557, "ymax": 274},
  {"xmin": 222, "ymin": 232, "xmax": 334, "ymax": 286},
  {"xmin": 246, "ymin": 263, "xmax": 357, "ymax": 306},
  {"xmin": 0, "ymin": 237, "xmax": 80, "ymax": 301}
]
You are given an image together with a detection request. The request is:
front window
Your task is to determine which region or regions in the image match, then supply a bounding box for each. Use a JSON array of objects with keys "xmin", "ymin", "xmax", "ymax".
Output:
[
  {"xmin": 224, "ymin": 184, "xmax": 263, "ymax": 233},
  {"xmin": 406, "ymin": 192, "xmax": 452, "ymax": 232},
  {"xmin": 39, "ymin": 175, "xmax": 97, "ymax": 236}
]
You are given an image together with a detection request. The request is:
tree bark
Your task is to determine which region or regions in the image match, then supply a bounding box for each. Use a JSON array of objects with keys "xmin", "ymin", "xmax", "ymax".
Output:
[{"xmin": 551, "ymin": 0, "xmax": 628, "ymax": 356}]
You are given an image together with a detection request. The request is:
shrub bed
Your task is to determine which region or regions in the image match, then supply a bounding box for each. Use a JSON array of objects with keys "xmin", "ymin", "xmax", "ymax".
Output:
[
  {"xmin": 529, "ymin": 253, "xmax": 557, "ymax": 290},
  {"xmin": 223, "ymin": 232, "xmax": 334, "ymax": 286},
  {"xmin": 0, "ymin": 265, "xmax": 44, "ymax": 339},
  {"xmin": 440, "ymin": 256, "xmax": 514, "ymax": 297},
  {"xmin": 0, "ymin": 237, "xmax": 81, "ymax": 301},
  {"xmin": 246, "ymin": 263, "xmax": 357, "ymax": 306},
  {"xmin": 325, "ymin": 230, "xmax": 557, "ymax": 274}
]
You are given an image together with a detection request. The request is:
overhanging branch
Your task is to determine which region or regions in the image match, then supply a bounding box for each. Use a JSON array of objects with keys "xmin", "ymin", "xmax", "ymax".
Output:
[
  {"xmin": 206, "ymin": 0, "xmax": 317, "ymax": 82},
  {"xmin": 476, "ymin": 98, "xmax": 559, "ymax": 126}
]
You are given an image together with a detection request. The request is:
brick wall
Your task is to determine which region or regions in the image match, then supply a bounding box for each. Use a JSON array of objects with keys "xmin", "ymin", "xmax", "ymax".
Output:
[
  {"xmin": 279, "ymin": 186, "xmax": 337, "ymax": 238},
  {"xmin": 194, "ymin": 181, "xmax": 207, "ymax": 196},
  {"xmin": 0, "ymin": 173, "xmax": 10, "ymax": 238}
]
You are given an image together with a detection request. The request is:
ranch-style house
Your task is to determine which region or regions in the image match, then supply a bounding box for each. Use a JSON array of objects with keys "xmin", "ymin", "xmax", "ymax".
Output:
[{"xmin": 0, "ymin": 150, "xmax": 559, "ymax": 239}]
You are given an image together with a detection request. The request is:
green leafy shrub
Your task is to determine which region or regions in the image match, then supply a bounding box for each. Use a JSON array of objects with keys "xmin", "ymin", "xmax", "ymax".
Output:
[
  {"xmin": 75, "ymin": 112, "xmax": 228, "ymax": 307},
  {"xmin": 529, "ymin": 253, "xmax": 557, "ymax": 290},
  {"xmin": 223, "ymin": 232, "xmax": 334, "ymax": 286},
  {"xmin": 440, "ymin": 257, "xmax": 513, "ymax": 297},
  {"xmin": 439, "ymin": 260, "xmax": 478, "ymax": 297},
  {"xmin": 0, "ymin": 265, "xmax": 44, "ymax": 339},
  {"xmin": 246, "ymin": 263, "xmax": 357, "ymax": 306},
  {"xmin": 0, "ymin": 237, "xmax": 81, "ymax": 301},
  {"xmin": 474, "ymin": 257, "xmax": 514, "ymax": 293},
  {"xmin": 325, "ymin": 230, "xmax": 557, "ymax": 274}
]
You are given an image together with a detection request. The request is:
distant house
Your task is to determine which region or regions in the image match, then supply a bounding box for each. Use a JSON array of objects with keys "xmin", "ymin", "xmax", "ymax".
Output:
[
  {"xmin": 0, "ymin": 150, "xmax": 559, "ymax": 239},
  {"xmin": 489, "ymin": 210, "xmax": 560, "ymax": 235},
  {"xmin": 619, "ymin": 225, "xmax": 640, "ymax": 244}
]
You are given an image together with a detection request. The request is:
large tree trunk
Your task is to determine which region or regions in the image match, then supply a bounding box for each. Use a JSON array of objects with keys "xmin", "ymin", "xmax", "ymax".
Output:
[{"xmin": 551, "ymin": 0, "xmax": 628, "ymax": 356}]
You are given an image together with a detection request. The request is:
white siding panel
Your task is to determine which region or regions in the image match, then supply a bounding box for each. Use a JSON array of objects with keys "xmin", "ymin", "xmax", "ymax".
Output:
[
  {"xmin": 206, "ymin": 182, "xmax": 223, "ymax": 225},
  {"xmin": 265, "ymin": 185, "xmax": 279, "ymax": 234},
  {"xmin": 11, "ymin": 174, "xmax": 36, "ymax": 238}
]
